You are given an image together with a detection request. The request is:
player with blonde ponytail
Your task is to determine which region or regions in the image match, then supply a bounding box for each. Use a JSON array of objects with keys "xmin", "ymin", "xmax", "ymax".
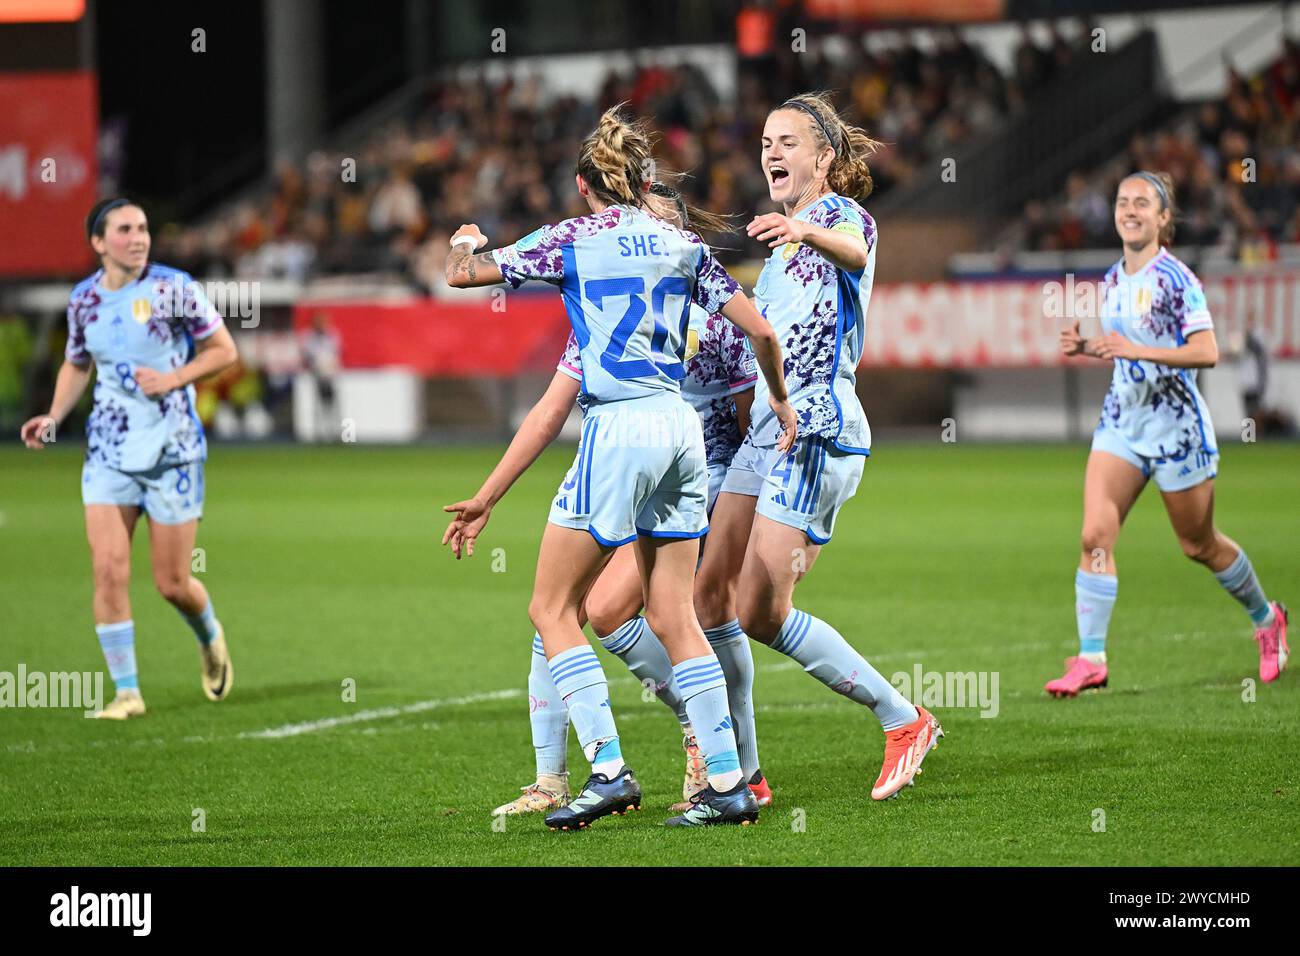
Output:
[{"xmin": 443, "ymin": 106, "xmax": 797, "ymax": 829}]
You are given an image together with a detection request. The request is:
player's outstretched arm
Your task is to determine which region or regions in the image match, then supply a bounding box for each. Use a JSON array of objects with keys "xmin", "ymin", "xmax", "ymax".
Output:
[
  {"xmin": 19, "ymin": 360, "xmax": 92, "ymax": 449},
  {"xmin": 444, "ymin": 224, "xmax": 505, "ymax": 289},
  {"xmin": 719, "ymin": 292, "xmax": 797, "ymax": 452},
  {"xmin": 441, "ymin": 370, "xmax": 581, "ymax": 559},
  {"xmin": 745, "ymin": 214, "xmax": 869, "ymax": 272}
]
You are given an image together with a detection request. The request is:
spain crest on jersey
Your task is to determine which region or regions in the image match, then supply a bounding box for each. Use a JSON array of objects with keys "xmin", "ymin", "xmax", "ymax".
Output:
[
  {"xmin": 683, "ymin": 328, "xmax": 700, "ymax": 363},
  {"xmin": 781, "ymin": 241, "xmax": 801, "ymax": 261},
  {"xmin": 1134, "ymin": 284, "xmax": 1153, "ymax": 317},
  {"xmin": 131, "ymin": 298, "xmax": 152, "ymax": 324}
]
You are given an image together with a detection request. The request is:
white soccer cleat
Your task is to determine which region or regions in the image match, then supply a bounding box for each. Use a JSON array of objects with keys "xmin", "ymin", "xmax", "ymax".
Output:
[
  {"xmin": 200, "ymin": 624, "xmax": 233, "ymax": 701},
  {"xmin": 492, "ymin": 774, "xmax": 570, "ymax": 817},
  {"xmin": 94, "ymin": 689, "xmax": 146, "ymax": 720}
]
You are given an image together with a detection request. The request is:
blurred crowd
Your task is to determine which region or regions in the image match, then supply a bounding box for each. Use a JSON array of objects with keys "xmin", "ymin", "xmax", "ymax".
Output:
[
  {"xmin": 1008, "ymin": 37, "xmax": 1300, "ymax": 257},
  {"xmin": 153, "ymin": 24, "xmax": 1080, "ymax": 288}
]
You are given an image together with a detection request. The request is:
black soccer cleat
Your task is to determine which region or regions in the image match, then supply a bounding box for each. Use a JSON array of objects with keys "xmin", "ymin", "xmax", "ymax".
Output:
[
  {"xmin": 544, "ymin": 767, "xmax": 642, "ymax": 831},
  {"xmin": 664, "ymin": 778, "xmax": 760, "ymax": 827}
]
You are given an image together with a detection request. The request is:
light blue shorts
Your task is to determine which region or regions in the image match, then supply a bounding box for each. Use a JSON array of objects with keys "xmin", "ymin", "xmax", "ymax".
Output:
[
  {"xmin": 1091, "ymin": 428, "xmax": 1218, "ymax": 493},
  {"xmin": 705, "ymin": 460, "xmax": 728, "ymax": 514},
  {"xmin": 720, "ymin": 432, "xmax": 865, "ymax": 544},
  {"xmin": 82, "ymin": 458, "xmax": 205, "ymax": 524},
  {"xmin": 549, "ymin": 394, "xmax": 709, "ymax": 547}
]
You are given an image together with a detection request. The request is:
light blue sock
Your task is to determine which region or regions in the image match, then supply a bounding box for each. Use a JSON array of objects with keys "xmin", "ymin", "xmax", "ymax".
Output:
[
  {"xmin": 599, "ymin": 616, "xmax": 688, "ymax": 726},
  {"xmin": 771, "ymin": 608, "xmax": 918, "ymax": 731},
  {"xmin": 671, "ymin": 654, "xmax": 743, "ymax": 791},
  {"xmin": 182, "ymin": 599, "xmax": 220, "ymax": 647},
  {"xmin": 528, "ymin": 633, "xmax": 568, "ymax": 777},
  {"xmin": 548, "ymin": 644, "xmax": 622, "ymax": 777},
  {"xmin": 96, "ymin": 620, "xmax": 138, "ymax": 693},
  {"xmin": 1213, "ymin": 551, "xmax": 1275, "ymax": 626},
  {"xmin": 1076, "ymin": 569, "xmax": 1118, "ymax": 657},
  {"xmin": 704, "ymin": 619, "xmax": 760, "ymax": 781}
]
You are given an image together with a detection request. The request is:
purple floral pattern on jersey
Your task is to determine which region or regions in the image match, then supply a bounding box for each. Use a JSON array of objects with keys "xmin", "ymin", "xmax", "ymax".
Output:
[
  {"xmin": 687, "ymin": 314, "xmax": 756, "ymax": 465},
  {"xmin": 159, "ymin": 389, "xmax": 204, "ymax": 462},
  {"xmin": 493, "ymin": 209, "xmax": 625, "ymax": 287},
  {"xmin": 1094, "ymin": 253, "xmax": 1214, "ymax": 458},
  {"xmin": 68, "ymin": 264, "xmax": 216, "ymax": 471},
  {"xmin": 65, "ymin": 284, "xmax": 102, "ymax": 364},
  {"xmin": 692, "ymin": 249, "xmax": 740, "ymax": 314},
  {"xmin": 752, "ymin": 197, "xmax": 876, "ymax": 444},
  {"xmin": 85, "ymin": 387, "xmax": 130, "ymax": 466}
]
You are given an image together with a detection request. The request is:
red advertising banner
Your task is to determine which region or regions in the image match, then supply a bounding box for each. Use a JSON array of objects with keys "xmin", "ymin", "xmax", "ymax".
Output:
[
  {"xmin": 293, "ymin": 270, "xmax": 1300, "ymax": 374},
  {"xmin": 0, "ymin": 71, "xmax": 98, "ymax": 277},
  {"xmin": 292, "ymin": 295, "xmax": 573, "ymax": 376},
  {"xmin": 803, "ymin": 0, "xmax": 1005, "ymax": 22},
  {"xmin": 863, "ymin": 271, "xmax": 1300, "ymax": 367}
]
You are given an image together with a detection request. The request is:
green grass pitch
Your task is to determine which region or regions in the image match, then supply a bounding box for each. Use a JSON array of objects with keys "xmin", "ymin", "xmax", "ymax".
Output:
[{"xmin": 2, "ymin": 441, "xmax": 1297, "ymax": 866}]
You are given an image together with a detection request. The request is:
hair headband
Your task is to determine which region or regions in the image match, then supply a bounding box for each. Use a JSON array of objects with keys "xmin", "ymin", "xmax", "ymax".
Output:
[
  {"xmin": 88, "ymin": 198, "xmax": 134, "ymax": 240},
  {"xmin": 1130, "ymin": 172, "xmax": 1170, "ymax": 211},
  {"xmin": 780, "ymin": 99, "xmax": 840, "ymax": 155}
]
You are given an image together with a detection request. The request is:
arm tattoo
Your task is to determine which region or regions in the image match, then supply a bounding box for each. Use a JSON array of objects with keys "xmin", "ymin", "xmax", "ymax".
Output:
[
  {"xmin": 446, "ymin": 248, "xmax": 498, "ymax": 285},
  {"xmin": 446, "ymin": 245, "xmax": 470, "ymax": 284}
]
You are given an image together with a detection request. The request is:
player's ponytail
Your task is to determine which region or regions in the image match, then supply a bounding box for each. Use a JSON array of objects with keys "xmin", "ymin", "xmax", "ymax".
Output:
[
  {"xmin": 578, "ymin": 105, "xmax": 653, "ymax": 208},
  {"xmin": 578, "ymin": 105, "xmax": 733, "ymax": 236},
  {"xmin": 1154, "ymin": 171, "xmax": 1177, "ymax": 246},
  {"xmin": 775, "ymin": 92, "xmax": 881, "ymax": 202}
]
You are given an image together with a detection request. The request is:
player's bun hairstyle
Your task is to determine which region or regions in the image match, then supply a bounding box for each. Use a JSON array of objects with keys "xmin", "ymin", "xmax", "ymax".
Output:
[
  {"xmin": 577, "ymin": 105, "xmax": 732, "ymax": 235},
  {"xmin": 1123, "ymin": 171, "xmax": 1178, "ymax": 246},
  {"xmin": 86, "ymin": 197, "xmax": 142, "ymax": 243},
  {"xmin": 775, "ymin": 92, "xmax": 882, "ymax": 202}
]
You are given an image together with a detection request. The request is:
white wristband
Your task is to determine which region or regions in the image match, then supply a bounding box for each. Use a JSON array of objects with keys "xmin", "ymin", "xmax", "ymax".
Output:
[{"xmin": 451, "ymin": 236, "xmax": 478, "ymax": 251}]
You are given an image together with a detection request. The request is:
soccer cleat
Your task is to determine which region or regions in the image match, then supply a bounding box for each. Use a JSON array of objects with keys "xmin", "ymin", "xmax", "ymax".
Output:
[
  {"xmin": 871, "ymin": 705, "xmax": 943, "ymax": 801},
  {"xmin": 93, "ymin": 689, "xmax": 146, "ymax": 720},
  {"xmin": 664, "ymin": 778, "xmax": 760, "ymax": 827},
  {"xmin": 1045, "ymin": 655, "xmax": 1108, "ymax": 698},
  {"xmin": 492, "ymin": 774, "xmax": 570, "ymax": 817},
  {"xmin": 199, "ymin": 624, "xmax": 233, "ymax": 702},
  {"xmin": 747, "ymin": 770, "xmax": 774, "ymax": 808},
  {"xmin": 669, "ymin": 732, "xmax": 709, "ymax": 812},
  {"xmin": 1255, "ymin": 601, "xmax": 1290, "ymax": 683},
  {"xmin": 545, "ymin": 767, "xmax": 641, "ymax": 831}
]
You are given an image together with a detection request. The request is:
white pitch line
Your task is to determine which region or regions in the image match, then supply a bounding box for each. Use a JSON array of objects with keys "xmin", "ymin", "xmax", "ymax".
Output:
[{"xmin": 240, "ymin": 688, "xmax": 522, "ymax": 740}]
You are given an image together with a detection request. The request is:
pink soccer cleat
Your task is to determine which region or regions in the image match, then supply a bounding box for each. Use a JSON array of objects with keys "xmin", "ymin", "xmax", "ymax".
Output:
[
  {"xmin": 1255, "ymin": 602, "xmax": 1290, "ymax": 683},
  {"xmin": 1045, "ymin": 656, "xmax": 1109, "ymax": 698}
]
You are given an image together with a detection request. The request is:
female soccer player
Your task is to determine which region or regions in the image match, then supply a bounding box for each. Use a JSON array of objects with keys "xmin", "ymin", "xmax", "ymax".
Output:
[
  {"xmin": 690, "ymin": 92, "xmax": 943, "ymax": 803},
  {"xmin": 19, "ymin": 198, "xmax": 239, "ymax": 718},
  {"xmin": 1047, "ymin": 172, "xmax": 1288, "ymax": 696},
  {"xmin": 446, "ymin": 186, "xmax": 774, "ymax": 819},
  {"xmin": 443, "ymin": 107, "xmax": 796, "ymax": 828}
]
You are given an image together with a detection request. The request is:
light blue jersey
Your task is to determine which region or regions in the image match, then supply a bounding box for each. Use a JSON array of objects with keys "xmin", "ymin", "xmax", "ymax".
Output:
[
  {"xmin": 748, "ymin": 193, "xmax": 875, "ymax": 454},
  {"xmin": 493, "ymin": 205, "xmax": 740, "ymax": 406},
  {"xmin": 1096, "ymin": 248, "xmax": 1216, "ymax": 461},
  {"xmin": 66, "ymin": 263, "xmax": 223, "ymax": 472}
]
